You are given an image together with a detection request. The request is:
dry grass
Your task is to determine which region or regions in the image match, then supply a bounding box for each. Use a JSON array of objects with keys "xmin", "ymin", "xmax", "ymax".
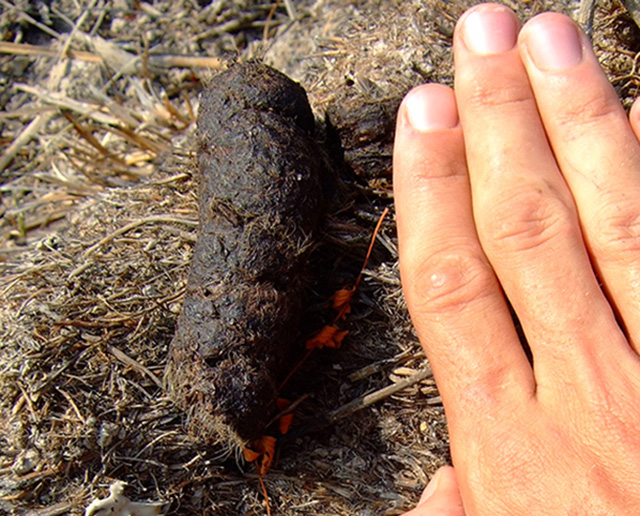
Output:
[{"xmin": 0, "ymin": 0, "xmax": 638, "ymax": 514}]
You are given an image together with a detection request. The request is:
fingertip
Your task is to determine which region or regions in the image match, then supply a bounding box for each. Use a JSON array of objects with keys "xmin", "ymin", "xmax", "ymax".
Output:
[
  {"xmin": 393, "ymin": 83, "xmax": 462, "ymax": 196},
  {"xmin": 629, "ymin": 97, "xmax": 640, "ymax": 142},
  {"xmin": 454, "ymin": 3, "xmax": 518, "ymax": 37},
  {"xmin": 398, "ymin": 84, "xmax": 459, "ymax": 133},
  {"xmin": 418, "ymin": 466, "xmax": 459, "ymax": 505},
  {"xmin": 455, "ymin": 3, "xmax": 519, "ymax": 56},
  {"xmin": 405, "ymin": 466, "xmax": 466, "ymax": 516},
  {"xmin": 519, "ymin": 12, "xmax": 585, "ymax": 72},
  {"xmin": 418, "ymin": 467, "xmax": 445, "ymax": 504}
]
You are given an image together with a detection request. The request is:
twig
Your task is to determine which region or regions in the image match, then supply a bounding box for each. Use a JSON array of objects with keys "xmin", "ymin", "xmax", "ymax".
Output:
[
  {"xmin": 81, "ymin": 215, "xmax": 198, "ymax": 259},
  {"xmin": 15, "ymin": 383, "xmax": 37, "ymax": 421},
  {"xmin": 133, "ymin": 431, "xmax": 180, "ymax": 460},
  {"xmin": 152, "ymin": 172, "xmax": 191, "ymax": 185},
  {"xmin": 57, "ymin": 387, "xmax": 87, "ymax": 424},
  {"xmin": 15, "ymin": 83, "xmax": 122, "ymax": 126},
  {"xmin": 327, "ymin": 366, "xmax": 432, "ymax": 424},
  {"xmin": 89, "ymin": 1, "xmax": 108, "ymax": 36},
  {"xmin": 0, "ymin": 41, "xmax": 102, "ymax": 62},
  {"xmin": 622, "ymin": 0, "xmax": 640, "ymax": 30},
  {"xmin": 3, "ymin": 36, "xmax": 222, "ymax": 77},
  {"xmin": 109, "ymin": 345, "xmax": 163, "ymax": 390},
  {"xmin": 348, "ymin": 360, "xmax": 386, "ymax": 382},
  {"xmin": 282, "ymin": 366, "xmax": 433, "ymax": 440},
  {"xmin": 106, "ymin": 125, "xmax": 167, "ymax": 155},
  {"xmin": 182, "ymin": 90, "xmax": 196, "ymax": 123},
  {"xmin": 0, "ymin": 0, "xmax": 61, "ymax": 39},
  {"xmin": 59, "ymin": 0, "xmax": 97, "ymax": 60},
  {"xmin": 577, "ymin": 0, "xmax": 597, "ymax": 39},
  {"xmin": 256, "ymin": 466, "xmax": 272, "ymax": 516},
  {"xmin": 283, "ymin": 0, "xmax": 298, "ymax": 20},
  {"xmin": 146, "ymin": 55, "xmax": 224, "ymax": 69},
  {"xmin": 195, "ymin": 13, "xmax": 262, "ymax": 41},
  {"xmin": 62, "ymin": 111, "xmax": 126, "ymax": 165},
  {"xmin": 163, "ymin": 96, "xmax": 189, "ymax": 126},
  {"xmin": 353, "ymin": 206, "xmax": 389, "ymax": 291},
  {"xmin": 266, "ymin": 393, "xmax": 310, "ymax": 428},
  {"xmin": 263, "ymin": 0, "xmax": 281, "ymax": 41},
  {"xmin": 0, "ymin": 113, "xmax": 53, "ymax": 172}
]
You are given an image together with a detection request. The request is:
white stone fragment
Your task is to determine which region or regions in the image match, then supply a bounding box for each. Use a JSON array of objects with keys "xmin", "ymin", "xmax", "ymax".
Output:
[{"xmin": 85, "ymin": 481, "xmax": 165, "ymax": 516}]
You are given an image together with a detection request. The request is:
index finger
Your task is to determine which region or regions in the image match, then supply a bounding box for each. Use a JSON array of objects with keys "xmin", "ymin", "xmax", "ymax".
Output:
[{"xmin": 393, "ymin": 84, "xmax": 534, "ymax": 425}]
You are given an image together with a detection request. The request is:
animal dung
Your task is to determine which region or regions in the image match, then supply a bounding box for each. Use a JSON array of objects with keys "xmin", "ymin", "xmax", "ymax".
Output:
[{"xmin": 165, "ymin": 62, "xmax": 329, "ymax": 449}]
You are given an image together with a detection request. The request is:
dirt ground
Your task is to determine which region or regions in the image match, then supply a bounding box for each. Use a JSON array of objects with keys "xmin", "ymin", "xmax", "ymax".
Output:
[{"xmin": 1, "ymin": 0, "xmax": 638, "ymax": 515}]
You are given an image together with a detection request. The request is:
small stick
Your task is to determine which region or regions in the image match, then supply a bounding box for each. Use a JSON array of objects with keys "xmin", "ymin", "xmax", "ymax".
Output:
[
  {"xmin": 353, "ymin": 206, "xmax": 389, "ymax": 292},
  {"xmin": 57, "ymin": 387, "xmax": 86, "ymax": 424},
  {"xmin": 0, "ymin": 41, "xmax": 102, "ymax": 62},
  {"xmin": 59, "ymin": 0, "xmax": 97, "ymax": 60},
  {"xmin": 283, "ymin": 0, "xmax": 298, "ymax": 20},
  {"xmin": 62, "ymin": 111, "xmax": 126, "ymax": 165},
  {"xmin": 15, "ymin": 83, "xmax": 122, "ymax": 126},
  {"xmin": 109, "ymin": 345, "xmax": 163, "ymax": 390},
  {"xmin": 0, "ymin": 0, "xmax": 61, "ymax": 39},
  {"xmin": 263, "ymin": 0, "xmax": 281, "ymax": 41},
  {"xmin": 327, "ymin": 366, "xmax": 432, "ymax": 424},
  {"xmin": 282, "ymin": 366, "xmax": 433, "ymax": 440},
  {"xmin": 182, "ymin": 90, "xmax": 196, "ymax": 123},
  {"xmin": 195, "ymin": 13, "xmax": 261, "ymax": 41},
  {"xmin": 622, "ymin": 0, "xmax": 640, "ymax": 30},
  {"xmin": 265, "ymin": 393, "xmax": 310, "ymax": 428},
  {"xmin": 163, "ymin": 96, "xmax": 189, "ymax": 126},
  {"xmin": 256, "ymin": 467, "xmax": 272, "ymax": 516},
  {"xmin": 577, "ymin": 0, "xmax": 597, "ymax": 39},
  {"xmin": 146, "ymin": 54, "xmax": 224, "ymax": 69},
  {"xmin": 0, "ymin": 113, "xmax": 52, "ymax": 172},
  {"xmin": 81, "ymin": 215, "xmax": 198, "ymax": 259},
  {"xmin": 278, "ymin": 208, "xmax": 390, "ymax": 391},
  {"xmin": 105, "ymin": 125, "xmax": 167, "ymax": 155},
  {"xmin": 0, "ymin": 42, "xmax": 223, "ymax": 70},
  {"xmin": 278, "ymin": 348, "xmax": 313, "ymax": 391}
]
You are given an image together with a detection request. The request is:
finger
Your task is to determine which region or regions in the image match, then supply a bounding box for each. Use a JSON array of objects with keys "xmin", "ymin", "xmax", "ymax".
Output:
[
  {"xmin": 453, "ymin": 4, "xmax": 627, "ymax": 381},
  {"xmin": 518, "ymin": 14, "xmax": 640, "ymax": 350},
  {"xmin": 393, "ymin": 83, "xmax": 533, "ymax": 423},
  {"xmin": 519, "ymin": 14, "xmax": 640, "ymax": 354},
  {"xmin": 629, "ymin": 97, "xmax": 640, "ymax": 143},
  {"xmin": 403, "ymin": 467, "xmax": 466, "ymax": 516}
]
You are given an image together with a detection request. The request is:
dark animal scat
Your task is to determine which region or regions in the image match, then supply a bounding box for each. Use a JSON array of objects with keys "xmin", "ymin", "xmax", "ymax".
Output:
[
  {"xmin": 198, "ymin": 110, "xmax": 323, "ymax": 222},
  {"xmin": 165, "ymin": 62, "xmax": 329, "ymax": 447},
  {"xmin": 197, "ymin": 63, "xmax": 316, "ymax": 138}
]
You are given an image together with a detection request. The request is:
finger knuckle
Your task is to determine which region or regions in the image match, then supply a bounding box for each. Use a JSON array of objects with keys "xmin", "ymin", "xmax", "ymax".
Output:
[
  {"xmin": 405, "ymin": 249, "xmax": 495, "ymax": 316},
  {"xmin": 555, "ymin": 94, "xmax": 622, "ymax": 137},
  {"xmin": 483, "ymin": 189, "xmax": 575, "ymax": 254},
  {"xmin": 465, "ymin": 80, "xmax": 534, "ymax": 112},
  {"xmin": 590, "ymin": 202, "xmax": 640, "ymax": 264}
]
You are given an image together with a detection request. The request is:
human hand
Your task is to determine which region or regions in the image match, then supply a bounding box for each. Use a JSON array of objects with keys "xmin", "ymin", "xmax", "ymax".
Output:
[{"xmin": 394, "ymin": 4, "xmax": 640, "ymax": 515}]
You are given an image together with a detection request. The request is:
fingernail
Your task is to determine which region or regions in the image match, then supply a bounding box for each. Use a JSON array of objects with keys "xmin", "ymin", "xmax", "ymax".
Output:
[
  {"xmin": 403, "ymin": 84, "xmax": 458, "ymax": 132},
  {"xmin": 525, "ymin": 17, "xmax": 583, "ymax": 71},
  {"xmin": 462, "ymin": 5, "xmax": 518, "ymax": 55},
  {"xmin": 419, "ymin": 469, "xmax": 443, "ymax": 504}
]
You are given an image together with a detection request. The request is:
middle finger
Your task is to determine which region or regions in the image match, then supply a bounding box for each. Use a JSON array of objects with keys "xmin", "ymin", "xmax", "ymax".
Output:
[{"xmin": 453, "ymin": 4, "xmax": 626, "ymax": 383}]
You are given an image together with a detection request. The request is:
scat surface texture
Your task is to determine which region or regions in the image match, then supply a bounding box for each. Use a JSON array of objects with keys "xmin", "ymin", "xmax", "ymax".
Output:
[{"xmin": 165, "ymin": 62, "xmax": 328, "ymax": 447}]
